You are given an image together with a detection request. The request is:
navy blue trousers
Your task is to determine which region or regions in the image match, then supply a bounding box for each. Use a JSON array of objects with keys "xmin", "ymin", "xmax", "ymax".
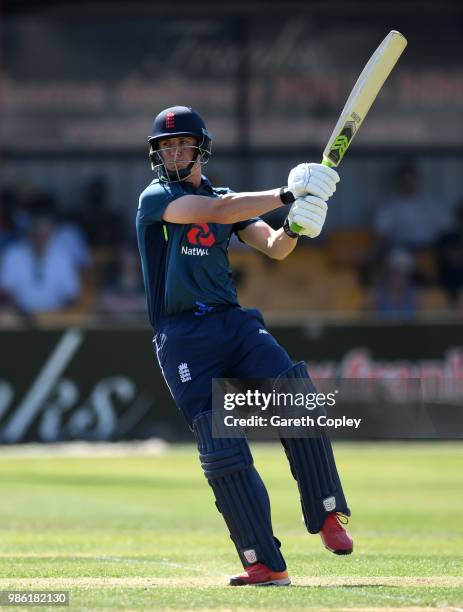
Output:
[
  {"xmin": 154, "ymin": 306, "xmax": 293, "ymax": 428},
  {"xmin": 153, "ymin": 305, "xmax": 349, "ymax": 570}
]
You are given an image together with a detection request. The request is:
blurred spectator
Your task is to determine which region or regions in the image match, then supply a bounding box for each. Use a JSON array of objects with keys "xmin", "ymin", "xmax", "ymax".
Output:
[
  {"xmin": 366, "ymin": 248, "xmax": 418, "ymax": 320},
  {"xmin": 33, "ymin": 192, "xmax": 90, "ymax": 271},
  {"xmin": 361, "ymin": 162, "xmax": 452, "ymax": 291},
  {"xmin": 53, "ymin": 221, "xmax": 90, "ymax": 271},
  {"xmin": 373, "ymin": 162, "xmax": 452, "ymax": 251},
  {"xmin": 1, "ymin": 187, "xmax": 90, "ymax": 270},
  {"xmin": 96, "ymin": 244, "xmax": 146, "ymax": 319},
  {"xmin": 75, "ymin": 176, "xmax": 125, "ymax": 247},
  {"xmin": 0, "ymin": 186, "xmax": 32, "ymax": 249},
  {"xmin": 436, "ymin": 199, "xmax": 463, "ymax": 307},
  {"xmin": 0, "ymin": 212, "xmax": 81, "ymax": 316}
]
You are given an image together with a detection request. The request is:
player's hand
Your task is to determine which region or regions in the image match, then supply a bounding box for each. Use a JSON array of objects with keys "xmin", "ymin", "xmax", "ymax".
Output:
[
  {"xmin": 288, "ymin": 163, "xmax": 340, "ymax": 200},
  {"xmin": 286, "ymin": 195, "xmax": 328, "ymax": 238}
]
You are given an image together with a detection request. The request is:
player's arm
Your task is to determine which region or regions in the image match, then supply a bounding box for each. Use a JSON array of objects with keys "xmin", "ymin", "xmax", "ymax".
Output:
[
  {"xmin": 162, "ymin": 189, "xmax": 287, "ymax": 225},
  {"xmin": 238, "ymin": 163, "xmax": 340, "ymax": 258},
  {"xmin": 156, "ymin": 163, "xmax": 338, "ymax": 226},
  {"xmin": 237, "ymin": 221, "xmax": 298, "ymax": 261}
]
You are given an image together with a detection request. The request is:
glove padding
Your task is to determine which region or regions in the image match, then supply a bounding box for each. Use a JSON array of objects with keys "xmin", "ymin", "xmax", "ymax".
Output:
[
  {"xmin": 288, "ymin": 163, "xmax": 340, "ymax": 200},
  {"xmin": 287, "ymin": 195, "xmax": 327, "ymax": 238}
]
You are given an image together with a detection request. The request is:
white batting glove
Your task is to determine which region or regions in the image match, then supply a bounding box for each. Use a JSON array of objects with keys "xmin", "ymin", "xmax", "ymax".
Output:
[
  {"xmin": 288, "ymin": 163, "xmax": 340, "ymax": 200},
  {"xmin": 286, "ymin": 195, "xmax": 328, "ymax": 238}
]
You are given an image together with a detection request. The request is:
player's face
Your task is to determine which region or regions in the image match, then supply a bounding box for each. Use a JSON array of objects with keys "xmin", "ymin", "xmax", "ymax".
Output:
[{"xmin": 157, "ymin": 136, "xmax": 198, "ymax": 171}]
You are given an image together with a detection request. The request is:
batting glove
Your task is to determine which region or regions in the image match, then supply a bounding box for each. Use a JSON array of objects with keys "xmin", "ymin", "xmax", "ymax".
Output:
[
  {"xmin": 288, "ymin": 163, "xmax": 340, "ymax": 200},
  {"xmin": 286, "ymin": 195, "xmax": 328, "ymax": 238}
]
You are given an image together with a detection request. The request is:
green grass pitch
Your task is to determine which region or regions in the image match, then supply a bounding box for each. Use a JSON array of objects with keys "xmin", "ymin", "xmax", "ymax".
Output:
[{"xmin": 0, "ymin": 442, "xmax": 462, "ymax": 610}]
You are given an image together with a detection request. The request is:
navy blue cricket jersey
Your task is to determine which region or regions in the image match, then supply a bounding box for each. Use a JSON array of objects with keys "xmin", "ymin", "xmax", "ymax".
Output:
[{"xmin": 136, "ymin": 176, "xmax": 258, "ymax": 330}]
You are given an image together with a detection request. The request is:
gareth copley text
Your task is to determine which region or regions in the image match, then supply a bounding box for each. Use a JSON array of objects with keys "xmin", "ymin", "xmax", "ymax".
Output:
[{"xmin": 224, "ymin": 414, "xmax": 362, "ymax": 429}]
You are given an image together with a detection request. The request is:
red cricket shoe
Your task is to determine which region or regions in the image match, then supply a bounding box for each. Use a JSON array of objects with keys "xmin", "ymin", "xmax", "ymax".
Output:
[
  {"xmin": 229, "ymin": 563, "xmax": 291, "ymax": 586},
  {"xmin": 320, "ymin": 512, "xmax": 353, "ymax": 555}
]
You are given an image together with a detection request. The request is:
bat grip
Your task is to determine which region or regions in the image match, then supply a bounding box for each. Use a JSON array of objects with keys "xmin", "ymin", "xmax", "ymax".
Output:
[
  {"xmin": 289, "ymin": 157, "xmax": 335, "ymax": 234},
  {"xmin": 289, "ymin": 221, "xmax": 303, "ymax": 234}
]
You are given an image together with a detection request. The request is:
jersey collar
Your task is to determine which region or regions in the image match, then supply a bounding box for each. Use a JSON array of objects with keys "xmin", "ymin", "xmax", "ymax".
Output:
[{"xmin": 177, "ymin": 175, "xmax": 213, "ymax": 196}]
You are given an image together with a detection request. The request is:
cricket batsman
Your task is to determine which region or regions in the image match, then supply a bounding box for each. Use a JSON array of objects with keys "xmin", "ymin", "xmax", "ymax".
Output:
[{"xmin": 136, "ymin": 106, "xmax": 353, "ymax": 586}]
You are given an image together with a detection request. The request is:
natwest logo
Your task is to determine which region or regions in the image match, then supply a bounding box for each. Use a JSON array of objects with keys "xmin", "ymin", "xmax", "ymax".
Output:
[{"xmin": 186, "ymin": 223, "xmax": 216, "ymax": 247}]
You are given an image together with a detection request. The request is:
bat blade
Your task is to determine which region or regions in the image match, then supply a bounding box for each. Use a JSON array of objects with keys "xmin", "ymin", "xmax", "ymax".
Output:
[
  {"xmin": 323, "ymin": 30, "xmax": 407, "ymax": 167},
  {"xmin": 290, "ymin": 30, "xmax": 407, "ymax": 234}
]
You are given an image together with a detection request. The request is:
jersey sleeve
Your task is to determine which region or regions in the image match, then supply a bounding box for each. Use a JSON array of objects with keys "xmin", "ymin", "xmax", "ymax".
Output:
[
  {"xmin": 137, "ymin": 182, "xmax": 177, "ymax": 225},
  {"xmin": 233, "ymin": 217, "xmax": 261, "ymax": 233},
  {"xmin": 232, "ymin": 217, "xmax": 261, "ymax": 243},
  {"xmin": 211, "ymin": 185, "xmax": 261, "ymax": 240}
]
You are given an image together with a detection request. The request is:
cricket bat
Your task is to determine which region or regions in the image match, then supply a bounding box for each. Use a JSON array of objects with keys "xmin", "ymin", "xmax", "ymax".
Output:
[{"xmin": 291, "ymin": 30, "xmax": 407, "ymax": 233}]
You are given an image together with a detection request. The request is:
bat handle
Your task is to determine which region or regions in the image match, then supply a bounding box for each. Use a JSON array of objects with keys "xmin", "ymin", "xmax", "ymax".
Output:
[
  {"xmin": 289, "ymin": 221, "xmax": 304, "ymax": 234},
  {"xmin": 289, "ymin": 157, "xmax": 335, "ymax": 233},
  {"xmin": 322, "ymin": 157, "xmax": 335, "ymax": 167}
]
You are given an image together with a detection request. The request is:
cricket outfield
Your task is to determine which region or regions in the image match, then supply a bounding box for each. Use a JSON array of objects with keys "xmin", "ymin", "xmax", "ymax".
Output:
[{"xmin": 0, "ymin": 443, "xmax": 461, "ymax": 610}]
